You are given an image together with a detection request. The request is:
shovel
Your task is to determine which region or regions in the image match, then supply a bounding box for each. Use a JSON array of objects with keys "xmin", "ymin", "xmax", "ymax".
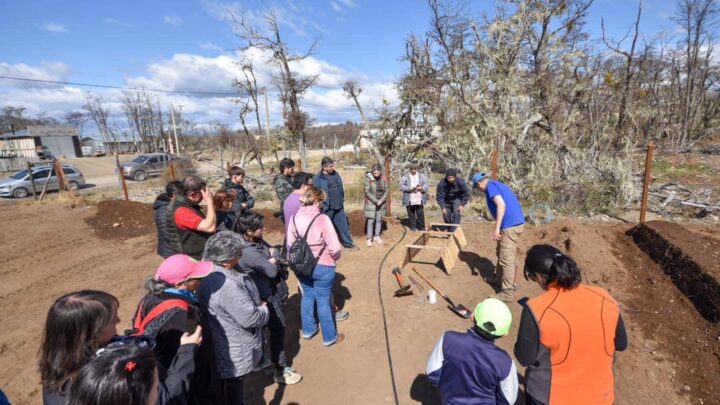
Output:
[{"xmin": 411, "ymin": 267, "xmax": 471, "ymax": 318}]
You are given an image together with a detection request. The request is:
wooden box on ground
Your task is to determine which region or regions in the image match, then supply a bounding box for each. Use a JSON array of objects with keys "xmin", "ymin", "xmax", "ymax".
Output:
[{"xmin": 401, "ymin": 223, "xmax": 468, "ymax": 274}]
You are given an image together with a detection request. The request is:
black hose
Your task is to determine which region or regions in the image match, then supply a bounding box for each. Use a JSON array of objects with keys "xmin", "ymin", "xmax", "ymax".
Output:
[{"xmin": 376, "ymin": 226, "xmax": 408, "ymax": 405}]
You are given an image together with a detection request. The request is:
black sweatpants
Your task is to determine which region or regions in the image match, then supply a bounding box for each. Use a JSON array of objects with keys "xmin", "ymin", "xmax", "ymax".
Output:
[
  {"xmin": 220, "ymin": 376, "xmax": 244, "ymax": 405},
  {"xmin": 406, "ymin": 204, "xmax": 425, "ymax": 231}
]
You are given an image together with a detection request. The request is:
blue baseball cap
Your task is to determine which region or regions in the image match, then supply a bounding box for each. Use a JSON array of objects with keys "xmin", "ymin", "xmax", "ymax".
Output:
[{"xmin": 472, "ymin": 172, "xmax": 489, "ymax": 187}]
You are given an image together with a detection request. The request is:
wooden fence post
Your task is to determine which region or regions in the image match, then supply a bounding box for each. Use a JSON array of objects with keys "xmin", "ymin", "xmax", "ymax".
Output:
[
  {"xmin": 53, "ymin": 160, "xmax": 66, "ymax": 197},
  {"xmin": 296, "ymin": 158, "xmax": 303, "ymax": 173},
  {"xmin": 170, "ymin": 162, "xmax": 176, "ymax": 181},
  {"xmin": 115, "ymin": 154, "xmax": 129, "ymax": 201},
  {"xmin": 385, "ymin": 156, "xmax": 392, "ymax": 217},
  {"xmin": 491, "ymin": 149, "xmax": 499, "ymax": 180},
  {"xmin": 639, "ymin": 140, "xmax": 655, "ymax": 223},
  {"xmin": 26, "ymin": 161, "xmax": 37, "ymax": 199}
]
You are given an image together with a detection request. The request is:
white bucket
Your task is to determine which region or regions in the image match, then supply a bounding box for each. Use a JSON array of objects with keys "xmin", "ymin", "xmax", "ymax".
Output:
[{"xmin": 428, "ymin": 289, "xmax": 437, "ymax": 304}]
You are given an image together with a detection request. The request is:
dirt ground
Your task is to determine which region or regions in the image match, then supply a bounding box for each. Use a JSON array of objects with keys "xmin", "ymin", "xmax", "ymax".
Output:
[{"xmin": 0, "ymin": 199, "xmax": 718, "ymax": 404}]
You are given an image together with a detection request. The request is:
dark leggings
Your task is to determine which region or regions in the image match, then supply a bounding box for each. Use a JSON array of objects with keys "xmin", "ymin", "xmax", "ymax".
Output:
[
  {"xmin": 267, "ymin": 295, "xmax": 287, "ymax": 369},
  {"xmin": 406, "ymin": 204, "xmax": 425, "ymax": 231},
  {"xmin": 220, "ymin": 376, "xmax": 244, "ymax": 405}
]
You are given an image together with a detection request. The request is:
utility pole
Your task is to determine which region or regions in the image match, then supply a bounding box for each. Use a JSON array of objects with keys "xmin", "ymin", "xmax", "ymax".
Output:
[{"xmin": 171, "ymin": 104, "xmax": 181, "ymax": 157}]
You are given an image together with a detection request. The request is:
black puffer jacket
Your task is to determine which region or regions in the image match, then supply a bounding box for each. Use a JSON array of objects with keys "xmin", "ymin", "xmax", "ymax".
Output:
[
  {"xmin": 221, "ymin": 179, "xmax": 255, "ymax": 214},
  {"xmin": 154, "ymin": 195, "xmax": 174, "ymax": 258}
]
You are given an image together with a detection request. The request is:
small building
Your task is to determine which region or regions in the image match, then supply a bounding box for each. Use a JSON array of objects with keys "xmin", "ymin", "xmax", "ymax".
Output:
[
  {"xmin": 0, "ymin": 126, "xmax": 82, "ymax": 171},
  {"xmin": 0, "ymin": 125, "xmax": 81, "ymax": 159}
]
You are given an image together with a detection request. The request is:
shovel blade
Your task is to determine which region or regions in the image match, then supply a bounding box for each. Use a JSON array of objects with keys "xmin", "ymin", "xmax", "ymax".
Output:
[{"xmin": 448, "ymin": 304, "xmax": 472, "ymax": 319}]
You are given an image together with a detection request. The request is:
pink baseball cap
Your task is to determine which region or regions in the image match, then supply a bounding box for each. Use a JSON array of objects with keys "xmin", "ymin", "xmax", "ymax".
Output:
[{"xmin": 155, "ymin": 255, "xmax": 213, "ymax": 285}]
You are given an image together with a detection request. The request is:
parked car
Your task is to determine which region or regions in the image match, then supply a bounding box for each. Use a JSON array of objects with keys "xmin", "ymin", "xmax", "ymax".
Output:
[
  {"xmin": 119, "ymin": 153, "xmax": 191, "ymax": 181},
  {"xmin": 0, "ymin": 164, "xmax": 86, "ymax": 198},
  {"xmin": 36, "ymin": 146, "xmax": 54, "ymax": 161}
]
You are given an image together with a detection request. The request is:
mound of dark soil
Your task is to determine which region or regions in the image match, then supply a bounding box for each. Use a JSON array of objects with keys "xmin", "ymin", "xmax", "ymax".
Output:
[
  {"xmin": 85, "ymin": 200, "xmax": 155, "ymax": 240},
  {"xmin": 258, "ymin": 208, "xmax": 377, "ymax": 238},
  {"xmin": 628, "ymin": 221, "xmax": 720, "ymax": 323}
]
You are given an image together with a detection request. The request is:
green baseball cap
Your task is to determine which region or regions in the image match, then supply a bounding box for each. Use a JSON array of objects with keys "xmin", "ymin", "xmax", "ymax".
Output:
[{"xmin": 474, "ymin": 298, "xmax": 512, "ymax": 337}]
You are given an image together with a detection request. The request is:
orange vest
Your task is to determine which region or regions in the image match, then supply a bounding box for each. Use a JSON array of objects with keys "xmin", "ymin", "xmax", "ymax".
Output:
[{"xmin": 527, "ymin": 285, "xmax": 620, "ymax": 405}]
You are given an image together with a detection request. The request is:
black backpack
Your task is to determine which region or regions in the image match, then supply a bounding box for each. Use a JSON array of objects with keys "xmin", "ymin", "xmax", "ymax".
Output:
[{"xmin": 288, "ymin": 213, "xmax": 325, "ymax": 277}]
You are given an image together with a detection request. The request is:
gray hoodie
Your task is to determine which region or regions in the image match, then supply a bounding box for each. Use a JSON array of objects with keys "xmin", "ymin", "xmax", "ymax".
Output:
[{"xmin": 196, "ymin": 264, "xmax": 269, "ymax": 379}]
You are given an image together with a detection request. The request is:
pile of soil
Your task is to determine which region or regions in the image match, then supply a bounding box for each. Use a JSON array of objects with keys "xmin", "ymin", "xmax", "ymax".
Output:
[
  {"xmin": 254, "ymin": 208, "xmax": 286, "ymax": 234},
  {"xmin": 612, "ymin": 227, "xmax": 720, "ymax": 403},
  {"xmin": 85, "ymin": 199, "xmax": 155, "ymax": 240},
  {"xmin": 628, "ymin": 220, "xmax": 720, "ymax": 322},
  {"xmin": 259, "ymin": 208, "xmax": 375, "ymax": 238}
]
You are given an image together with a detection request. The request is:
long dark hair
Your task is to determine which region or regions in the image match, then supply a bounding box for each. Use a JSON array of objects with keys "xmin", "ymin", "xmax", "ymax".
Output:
[
  {"xmin": 39, "ymin": 290, "xmax": 119, "ymax": 392},
  {"xmin": 67, "ymin": 345, "xmax": 157, "ymax": 405},
  {"xmin": 523, "ymin": 244, "xmax": 582, "ymax": 289}
]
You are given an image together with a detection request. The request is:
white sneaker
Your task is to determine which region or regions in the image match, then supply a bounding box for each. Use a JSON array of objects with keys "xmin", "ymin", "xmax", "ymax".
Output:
[
  {"xmin": 366, "ymin": 239, "xmax": 373, "ymax": 247},
  {"xmin": 274, "ymin": 367, "xmax": 302, "ymax": 385},
  {"xmin": 373, "ymin": 236, "xmax": 384, "ymax": 245}
]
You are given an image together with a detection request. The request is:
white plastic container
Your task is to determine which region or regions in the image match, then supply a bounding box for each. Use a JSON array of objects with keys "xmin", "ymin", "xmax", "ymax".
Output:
[{"xmin": 428, "ymin": 289, "xmax": 437, "ymax": 304}]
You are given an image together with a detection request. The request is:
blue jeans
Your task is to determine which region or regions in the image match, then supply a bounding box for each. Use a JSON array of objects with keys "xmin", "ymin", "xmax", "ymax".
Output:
[
  {"xmin": 325, "ymin": 207, "xmax": 354, "ymax": 246},
  {"xmin": 298, "ymin": 264, "xmax": 338, "ymax": 345}
]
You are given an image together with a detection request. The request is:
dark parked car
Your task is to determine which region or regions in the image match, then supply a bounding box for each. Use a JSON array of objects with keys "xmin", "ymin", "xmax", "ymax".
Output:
[{"xmin": 119, "ymin": 153, "xmax": 191, "ymax": 181}]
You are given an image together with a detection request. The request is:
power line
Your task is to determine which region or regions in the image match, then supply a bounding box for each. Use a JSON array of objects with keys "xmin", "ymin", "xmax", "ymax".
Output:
[{"xmin": 0, "ymin": 75, "xmax": 243, "ymax": 96}]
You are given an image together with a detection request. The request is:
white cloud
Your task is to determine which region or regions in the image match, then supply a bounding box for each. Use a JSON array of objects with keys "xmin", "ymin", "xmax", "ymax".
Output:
[
  {"xmin": 0, "ymin": 61, "xmax": 72, "ymax": 88},
  {"xmin": 39, "ymin": 23, "xmax": 68, "ymax": 33},
  {"xmin": 199, "ymin": 42, "xmax": 226, "ymax": 53},
  {"xmin": 103, "ymin": 18, "xmax": 135, "ymax": 28},
  {"xmin": 0, "ymin": 51, "xmax": 398, "ymax": 132},
  {"xmin": 202, "ymin": 0, "xmax": 325, "ymax": 38},
  {"xmin": 330, "ymin": 1, "xmax": 342, "ymax": 12},
  {"xmin": 163, "ymin": 15, "xmax": 184, "ymax": 26},
  {"xmin": 339, "ymin": 0, "xmax": 357, "ymax": 7}
]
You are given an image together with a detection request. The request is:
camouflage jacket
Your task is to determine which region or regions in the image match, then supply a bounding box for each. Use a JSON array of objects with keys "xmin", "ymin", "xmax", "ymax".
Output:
[{"xmin": 273, "ymin": 174, "xmax": 294, "ymax": 208}]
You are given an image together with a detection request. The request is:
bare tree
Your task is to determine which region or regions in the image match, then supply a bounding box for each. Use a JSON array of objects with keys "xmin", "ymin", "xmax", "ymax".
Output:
[
  {"xmin": 64, "ymin": 111, "xmax": 88, "ymax": 138},
  {"xmin": 343, "ymin": 79, "xmax": 384, "ymax": 164},
  {"xmin": 230, "ymin": 9, "xmax": 318, "ymax": 168},
  {"xmin": 233, "ymin": 58, "xmax": 266, "ymax": 172},
  {"xmin": 673, "ymin": 0, "xmax": 719, "ymax": 148},
  {"xmin": 83, "ymin": 94, "xmax": 116, "ymax": 151}
]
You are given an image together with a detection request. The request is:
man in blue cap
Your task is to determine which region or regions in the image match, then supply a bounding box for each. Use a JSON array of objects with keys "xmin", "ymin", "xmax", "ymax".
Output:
[{"xmin": 472, "ymin": 172, "xmax": 525, "ymax": 302}]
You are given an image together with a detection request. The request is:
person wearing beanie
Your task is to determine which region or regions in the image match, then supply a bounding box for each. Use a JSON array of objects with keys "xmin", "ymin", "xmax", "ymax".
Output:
[
  {"xmin": 313, "ymin": 157, "xmax": 359, "ymax": 250},
  {"xmin": 472, "ymin": 172, "xmax": 525, "ymax": 303},
  {"xmin": 436, "ymin": 168, "xmax": 470, "ymax": 226},
  {"xmin": 426, "ymin": 298, "xmax": 518, "ymax": 404}
]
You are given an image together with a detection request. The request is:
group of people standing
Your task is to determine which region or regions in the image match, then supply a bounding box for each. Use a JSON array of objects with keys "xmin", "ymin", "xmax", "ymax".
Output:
[{"xmin": 36, "ymin": 156, "xmax": 627, "ymax": 405}]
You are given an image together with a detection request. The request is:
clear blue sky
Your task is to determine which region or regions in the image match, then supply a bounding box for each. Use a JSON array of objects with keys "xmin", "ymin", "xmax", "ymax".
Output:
[{"xmin": 0, "ymin": 0, "xmax": 680, "ymax": 131}]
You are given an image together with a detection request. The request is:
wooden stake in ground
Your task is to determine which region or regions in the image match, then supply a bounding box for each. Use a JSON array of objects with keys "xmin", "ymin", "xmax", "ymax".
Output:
[
  {"xmin": 491, "ymin": 149, "xmax": 499, "ymax": 180},
  {"xmin": 26, "ymin": 161, "xmax": 37, "ymax": 199},
  {"xmin": 38, "ymin": 169, "xmax": 53, "ymax": 201},
  {"xmin": 639, "ymin": 140, "xmax": 655, "ymax": 223},
  {"xmin": 385, "ymin": 156, "xmax": 392, "ymax": 217},
  {"xmin": 53, "ymin": 160, "xmax": 65, "ymax": 197},
  {"xmin": 170, "ymin": 162, "xmax": 176, "ymax": 181},
  {"xmin": 114, "ymin": 154, "xmax": 129, "ymax": 201}
]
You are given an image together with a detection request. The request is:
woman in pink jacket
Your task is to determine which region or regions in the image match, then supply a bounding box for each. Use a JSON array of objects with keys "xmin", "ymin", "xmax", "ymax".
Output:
[{"xmin": 287, "ymin": 186, "xmax": 345, "ymax": 346}]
